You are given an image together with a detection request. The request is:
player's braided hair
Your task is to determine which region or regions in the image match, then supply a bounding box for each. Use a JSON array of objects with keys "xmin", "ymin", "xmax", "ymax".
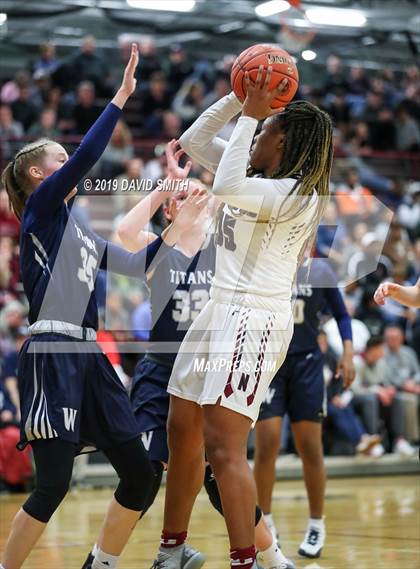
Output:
[
  {"xmin": 1, "ymin": 139, "xmax": 55, "ymax": 220},
  {"xmin": 249, "ymin": 100, "xmax": 333, "ymax": 263}
]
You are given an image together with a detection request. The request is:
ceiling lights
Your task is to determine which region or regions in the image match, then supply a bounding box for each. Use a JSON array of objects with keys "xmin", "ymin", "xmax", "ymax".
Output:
[
  {"xmin": 255, "ymin": 1, "xmax": 290, "ymax": 18},
  {"xmin": 306, "ymin": 7, "xmax": 367, "ymax": 27},
  {"xmin": 126, "ymin": 0, "xmax": 196, "ymax": 12}
]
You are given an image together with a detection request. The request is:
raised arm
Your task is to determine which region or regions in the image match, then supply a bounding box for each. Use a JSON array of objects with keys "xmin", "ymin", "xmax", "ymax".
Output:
[
  {"xmin": 117, "ymin": 140, "xmax": 192, "ymax": 252},
  {"xmin": 101, "ymin": 188, "xmax": 208, "ymax": 277},
  {"xmin": 179, "ymin": 92, "xmax": 242, "ymax": 174},
  {"xmin": 27, "ymin": 44, "xmax": 139, "ymax": 220}
]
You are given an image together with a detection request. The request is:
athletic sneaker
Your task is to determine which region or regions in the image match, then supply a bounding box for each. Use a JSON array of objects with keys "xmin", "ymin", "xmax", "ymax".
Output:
[
  {"xmin": 150, "ymin": 544, "xmax": 206, "ymax": 568},
  {"xmin": 369, "ymin": 443, "xmax": 385, "ymax": 458},
  {"xmin": 356, "ymin": 434, "xmax": 381, "ymax": 455},
  {"xmin": 394, "ymin": 438, "xmax": 416, "ymax": 457},
  {"xmin": 298, "ymin": 521, "xmax": 325, "ymax": 558},
  {"xmin": 257, "ymin": 546, "xmax": 296, "ymax": 569}
]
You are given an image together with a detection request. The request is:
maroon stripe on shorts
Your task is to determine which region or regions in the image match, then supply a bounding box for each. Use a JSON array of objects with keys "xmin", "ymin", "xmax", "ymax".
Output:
[
  {"xmin": 247, "ymin": 314, "xmax": 276, "ymax": 406},
  {"xmin": 223, "ymin": 308, "xmax": 251, "ymax": 399}
]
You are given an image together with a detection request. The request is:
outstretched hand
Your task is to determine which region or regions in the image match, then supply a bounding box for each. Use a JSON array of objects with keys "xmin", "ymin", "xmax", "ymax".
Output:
[
  {"xmin": 165, "ymin": 139, "xmax": 193, "ymax": 181},
  {"xmin": 120, "ymin": 43, "xmax": 139, "ymax": 97},
  {"xmin": 242, "ymin": 65, "xmax": 289, "ymax": 121}
]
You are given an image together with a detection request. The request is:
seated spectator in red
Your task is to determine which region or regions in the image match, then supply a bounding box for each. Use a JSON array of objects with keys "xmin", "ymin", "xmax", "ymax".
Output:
[
  {"xmin": 72, "ymin": 80, "xmax": 102, "ymax": 134},
  {"xmin": 27, "ymin": 107, "xmax": 60, "ymax": 138},
  {"xmin": 0, "ymin": 188, "xmax": 20, "ymax": 241}
]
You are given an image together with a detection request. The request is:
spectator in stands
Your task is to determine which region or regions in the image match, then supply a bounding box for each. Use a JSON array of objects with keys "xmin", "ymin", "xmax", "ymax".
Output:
[
  {"xmin": 383, "ymin": 325, "xmax": 420, "ymax": 445},
  {"xmin": 0, "ymin": 236, "xmax": 20, "ymax": 297},
  {"xmin": 347, "ymin": 231, "xmax": 391, "ymax": 290},
  {"xmin": 395, "ymin": 103, "xmax": 420, "ymax": 151},
  {"xmin": 99, "ymin": 119, "xmax": 134, "ymax": 179},
  {"xmin": 397, "ymin": 182, "xmax": 420, "ymax": 240},
  {"xmin": 335, "ymin": 167, "xmax": 378, "ymax": 223},
  {"xmin": 161, "ymin": 111, "xmax": 182, "ymax": 140},
  {"xmin": 33, "ymin": 42, "xmax": 59, "ymax": 76},
  {"xmin": 316, "ymin": 200, "xmax": 347, "ymax": 268},
  {"xmin": 328, "ymin": 88, "xmax": 351, "ymax": 130},
  {"xmin": 323, "ymin": 55, "xmax": 348, "ymax": 93},
  {"xmin": 348, "ymin": 121, "xmax": 371, "ymax": 151},
  {"xmin": 0, "ymin": 70, "xmax": 31, "ymax": 105},
  {"xmin": 142, "ymin": 72, "xmax": 173, "ymax": 135},
  {"xmin": 0, "ymin": 104, "xmax": 23, "ymax": 162},
  {"xmin": 203, "ymin": 77, "xmax": 231, "ymax": 107},
  {"xmin": 72, "ymin": 80, "xmax": 102, "ymax": 134},
  {"xmin": 173, "ymin": 79, "xmax": 206, "ymax": 128},
  {"xmin": 355, "ymin": 288, "xmax": 386, "ymax": 337},
  {"xmin": 162, "ymin": 44, "xmax": 194, "ymax": 92},
  {"xmin": 69, "ymin": 35, "xmax": 109, "ymax": 96},
  {"xmin": 370, "ymin": 108, "xmax": 396, "ymax": 151},
  {"xmin": 347, "ymin": 66, "xmax": 371, "ymax": 97},
  {"xmin": 142, "ymin": 143, "xmax": 167, "ymax": 185},
  {"xmin": 11, "ymin": 85, "xmax": 38, "ymax": 132},
  {"xmin": 327, "ymin": 378, "xmax": 382, "ymax": 457},
  {"xmin": 113, "ymin": 157, "xmax": 145, "ymax": 214},
  {"xmin": 137, "ymin": 38, "xmax": 162, "ymax": 83},
  {"xmin": 27, "ymin": 107, "xmax": 60, "ymax": 138},
  {"xmin": 0, "ymin": 326, "xmax": 28, "ymax": 422},
  {"xmin": 44, "ymin": 86, "xmax": 73, "ymax": 133},
  {"xmin": 0, "ymin": 188, "xmax": 20, "ymax": 241},
  {"xmin": 353, "ymin": 334, "xmax": 416, "ymax": 456},
  {"xmin": 131, "ymin": 284, "xmax": 151, "ymax": 342}
]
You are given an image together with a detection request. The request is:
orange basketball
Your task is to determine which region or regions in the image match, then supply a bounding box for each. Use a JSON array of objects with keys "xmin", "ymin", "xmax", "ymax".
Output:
[{"xmin": 231, "ymin": 44, "xmax": 299, "ymax": 109}]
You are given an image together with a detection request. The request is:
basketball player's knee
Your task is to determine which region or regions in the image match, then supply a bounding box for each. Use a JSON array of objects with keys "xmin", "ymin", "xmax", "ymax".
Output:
[
  {"xmin": 23, "ymin": 479, "xmax": 71, "ymax": 523},
  {"xmin": 114, "ymin": 444, "xmax": 155, "ymax": 511},
  {"xmin": 204, "ymin": 434, "xmax": 232, "ymax": 470},
  {"xmin": 167, "ymin": 415, "xmax": 200, "ymax": 449},
  {"xmin": 299, "ymin": 436, "xmax": 323, "ymax": 465}
]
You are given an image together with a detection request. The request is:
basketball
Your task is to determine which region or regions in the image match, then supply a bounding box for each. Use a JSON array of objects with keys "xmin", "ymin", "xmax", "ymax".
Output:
[{"xmin": 231, "ymin": 44, "xmax": 299, "ymax": 109}]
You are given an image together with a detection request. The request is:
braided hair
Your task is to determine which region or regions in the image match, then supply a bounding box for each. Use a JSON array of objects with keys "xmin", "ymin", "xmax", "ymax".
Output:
[
  {"xmin": 1, "ymin": 139, "xmax": 55, "ymax": 220},
  {"xmin": 249, "ymin": 100, "xmax": 333, "ymax": 262}
]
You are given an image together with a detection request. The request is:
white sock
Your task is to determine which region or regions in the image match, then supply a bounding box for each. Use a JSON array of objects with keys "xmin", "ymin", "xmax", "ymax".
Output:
[
  {"xmin": 260, "ymin": 541, "xmax": 287, "ymax": 565},
  {"xmin": 309, "ymin": 517, "xmax": 325, "ymax": 530},
  {"xmin": 92, "ymin": 543, "xmax": 99, "ymax": 557},
  {"xmin": 92, "ymin": 548, "xmax": 119, "ymax": 569}
]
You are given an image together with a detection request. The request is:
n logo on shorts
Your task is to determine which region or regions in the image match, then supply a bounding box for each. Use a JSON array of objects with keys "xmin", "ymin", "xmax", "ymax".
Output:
[
  {"xmin": 238, "ymin": 373, "xmax": 250, "ymax": 392},
  {"xmin": 63, "ymin": 408, "xmax": 77, "ymax": 432}
]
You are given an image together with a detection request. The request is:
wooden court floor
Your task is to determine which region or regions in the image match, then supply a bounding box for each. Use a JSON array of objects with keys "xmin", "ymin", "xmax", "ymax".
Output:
[{"xmin": 0, "ymin": 475, "xmax": 419, "ymax": 569}]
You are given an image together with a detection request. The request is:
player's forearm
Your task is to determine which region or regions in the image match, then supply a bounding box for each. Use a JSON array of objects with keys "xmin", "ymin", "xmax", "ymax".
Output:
[
  {"xmin": 117, "ymin": 187, "xmax": 166, "ymax": 250},
  {"xmin": 179, "ymin": 92, "xmax": 242, "ymax": 173},
  {"xmin": 111, "ymin": 88, "xmax": 131, "ymax": 110},
  {"xmin": 104, "ymin": 235, "xmax": 173, "ymax": 277},
  {"xmin": 394, "ymin": 282, "xmax": 420, "ymax": 308}
]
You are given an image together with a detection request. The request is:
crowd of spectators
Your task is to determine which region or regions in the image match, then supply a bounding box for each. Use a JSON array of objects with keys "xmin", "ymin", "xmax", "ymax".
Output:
[{"xmin": 0, "ymin": 38, "xmax": 419, "ymax": 487}]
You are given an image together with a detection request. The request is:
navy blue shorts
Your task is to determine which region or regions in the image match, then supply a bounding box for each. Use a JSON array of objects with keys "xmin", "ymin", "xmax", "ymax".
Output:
[
  {"xmin": 18, "ymin": 334, "xmax": 140, "ymax": 452},
  {"xmin": 258, "ymin": 348, "xmax": 326, "ymax": 423},
  {"xmin": 131, "ymin": 357, "xmax": 171, "ymax": 463}
]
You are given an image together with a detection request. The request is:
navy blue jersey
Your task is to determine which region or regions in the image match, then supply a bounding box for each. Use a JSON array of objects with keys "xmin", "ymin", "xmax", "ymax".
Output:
[
  {"xmin": 289, "ymin": 259, "xmax": 352, "ymax": 354},
  {"xmin": 19, "ymin": 103, "xmax": 172, "ymax": 330},
  {"xmin": 148, "ymin": 236, "xmax": 216, "ymax": 365}
]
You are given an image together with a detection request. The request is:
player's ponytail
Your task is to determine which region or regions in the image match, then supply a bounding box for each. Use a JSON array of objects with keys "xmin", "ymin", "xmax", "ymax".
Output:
[{"xmin": 1, "ymin": 139, "xmax": 54, "ymax": 220}]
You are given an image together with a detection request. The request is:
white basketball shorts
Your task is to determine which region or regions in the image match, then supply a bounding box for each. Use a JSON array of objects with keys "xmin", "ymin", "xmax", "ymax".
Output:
[{"xmin": 167, "ymin": 294, "xmax": 294, "ymax": 423}]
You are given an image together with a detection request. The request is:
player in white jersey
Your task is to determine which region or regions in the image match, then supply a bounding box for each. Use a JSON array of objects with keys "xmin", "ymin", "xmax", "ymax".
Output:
[{"xmin": 151, "ymin": 68, "xmax": 333, "ymax": 569}]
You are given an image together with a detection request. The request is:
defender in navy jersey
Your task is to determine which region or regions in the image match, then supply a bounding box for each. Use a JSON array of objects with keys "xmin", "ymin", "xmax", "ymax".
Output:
[
  {"xmin": 255, "ymin": 258, "xmax": 355, "ymax": 559},
  {"xmin": 0, "ymin": 46, "xmax": 207, "ymax": 569}
]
